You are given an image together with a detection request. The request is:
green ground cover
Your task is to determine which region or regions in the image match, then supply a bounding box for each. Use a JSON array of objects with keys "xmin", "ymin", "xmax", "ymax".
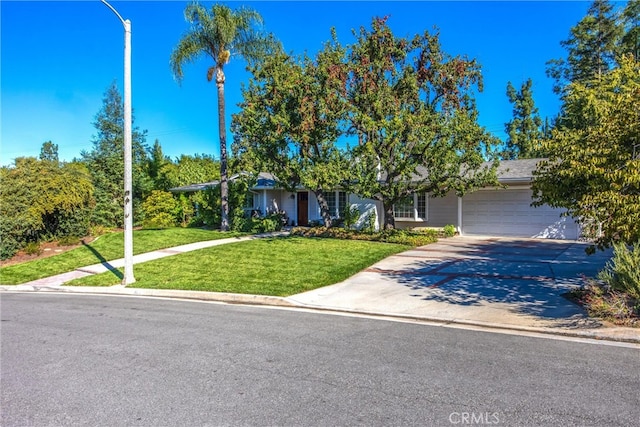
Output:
[
  {"xmin": 67, "ymin": 237, "xmax": 408, "ymax": 296},
  {"xmin": 0, "ymin": 228, "xmax": 243, "ymax": 285}
]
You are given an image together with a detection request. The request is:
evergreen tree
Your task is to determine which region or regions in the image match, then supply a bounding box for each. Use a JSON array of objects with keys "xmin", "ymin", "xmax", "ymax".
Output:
[
  {"xmin": 39, "ymin": 141, "xmax": 59, "ymax": 163},
  {"xmin": 619, "ymin": 0, "xmax": 640, "ymax": 60},
  {"xmin": 81, "ymin": 82, "xmax": 150, "ymax": 227},
  {"xmin": 502, "ymin": 79, "xmax": 544, "ymax": 159},
  {"xmin": 547, "ymin": 0, "xmax": 624, "ymax": 97}
]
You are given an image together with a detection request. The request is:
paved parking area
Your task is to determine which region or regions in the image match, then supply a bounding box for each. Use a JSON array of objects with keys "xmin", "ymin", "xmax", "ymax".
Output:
[{"xmin": 289, "ymin": 236, "xmax": 614, "ymax": 330}]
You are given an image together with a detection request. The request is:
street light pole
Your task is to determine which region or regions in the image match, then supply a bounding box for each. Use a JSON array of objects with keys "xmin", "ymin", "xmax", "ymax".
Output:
[{"xmin": 101, "ymin": 0, "xmax": 135, "ymax": 285}]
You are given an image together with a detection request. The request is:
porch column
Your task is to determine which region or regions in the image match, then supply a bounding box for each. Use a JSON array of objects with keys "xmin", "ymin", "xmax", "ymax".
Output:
[
  {"xmin": 263, "ymin": 190, "xmax": 267, "ymax": 215},
  {"xmin": 457, "ymin": 196, "xmax": 463, "ymax": 235}
]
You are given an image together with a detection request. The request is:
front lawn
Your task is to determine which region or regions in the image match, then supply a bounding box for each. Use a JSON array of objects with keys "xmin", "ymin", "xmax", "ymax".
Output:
[
  {"xmin": 0, "ymin": 228, "xmax": 244, "ymax": 285},
  {"xmin": 67, "ymin": 237, "xmax": 408, "ymax": 296}
]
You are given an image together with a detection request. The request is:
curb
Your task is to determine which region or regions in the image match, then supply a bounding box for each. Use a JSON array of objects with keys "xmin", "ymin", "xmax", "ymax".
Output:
[{"xmin": 2, "ymin": 286, "xmax": 638, "ymax": 345}]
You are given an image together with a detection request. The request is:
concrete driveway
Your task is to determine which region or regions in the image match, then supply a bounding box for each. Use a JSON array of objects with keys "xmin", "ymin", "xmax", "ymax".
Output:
[{"xmin": 289, "ymin": 236, "xmax": 614, "ymax": 330}]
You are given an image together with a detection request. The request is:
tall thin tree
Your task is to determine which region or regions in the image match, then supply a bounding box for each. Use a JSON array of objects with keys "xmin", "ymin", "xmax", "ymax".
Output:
[{"xmin": 170, "ymin": 2, "xmax": 275, "ymax": 231}]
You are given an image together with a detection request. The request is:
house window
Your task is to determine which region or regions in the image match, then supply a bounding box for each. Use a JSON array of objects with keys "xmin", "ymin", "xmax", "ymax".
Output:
[
  {"xmin": 244, "ymin": 193, "xmax": 255, "ymax": 209},
  {"xmin": 394, "ymin": 193, "xmax": 427, "ymax": 221},
  {"xmin": 325, "ymin": 191, "xmax": 347, "ymax": 218}
]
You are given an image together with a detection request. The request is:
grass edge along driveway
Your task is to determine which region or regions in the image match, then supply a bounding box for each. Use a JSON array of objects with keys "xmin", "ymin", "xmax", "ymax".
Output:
[
  {"xmin": 67, "ymin": 237, "xmax": 409, "ymax": 297},
  {"xmin": 0, "ymin": 229, "xmax": 245, "ymax": 285}
]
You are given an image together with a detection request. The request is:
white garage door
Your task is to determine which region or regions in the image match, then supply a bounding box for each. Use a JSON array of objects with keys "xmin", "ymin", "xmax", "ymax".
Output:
[{"xmin": 462, "ymin": 189, "xmax": 579, "ymax": 239}]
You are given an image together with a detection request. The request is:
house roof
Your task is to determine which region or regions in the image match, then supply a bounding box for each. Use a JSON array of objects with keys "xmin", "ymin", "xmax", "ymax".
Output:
[
  {"xmin": 397, "ymin": 158, "xmax": 544, "ymax": 185},
  {"xmin": 169, "ymin": 172, "xmax": 278, "ymax": 193},
  {"xmin": 493, "ymin": 158, "xmax": 544, "ymax": 183},
  {"xmin": 169, "ymin": 181, "xmax": 220, "ymax": 193}
]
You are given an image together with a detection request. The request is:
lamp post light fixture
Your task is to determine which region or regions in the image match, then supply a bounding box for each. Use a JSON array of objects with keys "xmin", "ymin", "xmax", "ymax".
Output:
[{"xmin": 101, "ymin": 0, "xmax": 135, "ymax": 285}]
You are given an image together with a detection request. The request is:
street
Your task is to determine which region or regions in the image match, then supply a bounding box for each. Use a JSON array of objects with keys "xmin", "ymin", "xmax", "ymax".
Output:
[{"xmin": 1, "ymin": 293, "xmax": 638, "ymax": 426}]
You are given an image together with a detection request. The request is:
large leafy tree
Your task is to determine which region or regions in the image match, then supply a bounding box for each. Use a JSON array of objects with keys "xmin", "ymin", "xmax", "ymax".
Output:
[
  {"xmin": 232, "ymin": 41, "xmax": 349, "ymax": 227},
  {"xmin": 501, "ymin": 79, "xmax": 544, "ymax": 159},
  {"xmin": 170, "ymin": 2, "xmax": 275, "ymax": 231},
  {"xmin": 338, "ymin": 17, "xmax": 498, "ymax": 229},
  {"xmin": 532, "ymin": 55, "xmax": 640, "ymax": 250},
  {"xmin": 80, "ymin": 82, "xmax": 150, "ymax": 227}
]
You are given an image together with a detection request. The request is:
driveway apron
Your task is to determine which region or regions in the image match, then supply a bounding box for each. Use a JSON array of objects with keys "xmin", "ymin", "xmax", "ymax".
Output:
[{"xmin": 289, "ymin": 236, "xmax": 614, "ymax": 330}]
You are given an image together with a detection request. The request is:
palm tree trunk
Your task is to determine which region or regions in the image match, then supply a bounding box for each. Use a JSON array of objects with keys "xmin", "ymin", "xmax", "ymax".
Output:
[{"xmin": 216, "ymin": 67, "xmax": 230, "ymax": 231}]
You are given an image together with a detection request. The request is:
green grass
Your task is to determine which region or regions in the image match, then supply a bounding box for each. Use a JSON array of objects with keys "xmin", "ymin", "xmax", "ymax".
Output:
[
  {"xmin": 0, "ymin": 228, "xmax": 244, "ymax": 285},
  {"xmin": 67, "ymin": 237, "xmax": 408, "ymax": 296}
]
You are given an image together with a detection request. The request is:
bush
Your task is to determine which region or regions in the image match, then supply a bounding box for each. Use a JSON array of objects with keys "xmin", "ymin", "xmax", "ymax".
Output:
[
  {"xmin": 443, "ymin": 224, "xmax": 457, "ymax": 238},
  {"xmin": 567, "ymin": 280, "xmax": 639, "ymax": 326},
  {"xmin": 141, "ymin": 190, "xmax": 178, "ymax": 229},
  {"xmin": 241, "ymin": 213, "xmax": 284, "ymax": 233},
  {"xmin": 341, "ymin": 205, "xmax": 361, "ymax": 229},
  {"xmin": 58, "ymin": 236, "xmax": 81, "ymax": 246},
  {"xmin": 598, "ymin": 242, "xmax": 640, "ymax": 300},
  {"xmin": 290, "ymin": 227, "xmax": 438, "ymax": 246},
  {"xmin": 23, "ymin": 242, "xmax": 42, "ymax": 256}
]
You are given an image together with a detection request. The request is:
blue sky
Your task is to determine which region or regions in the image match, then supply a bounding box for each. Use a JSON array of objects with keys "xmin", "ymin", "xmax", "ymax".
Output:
[{"xmin": 1, "ymin": 1, "xmax": 598, "ymax": 164}]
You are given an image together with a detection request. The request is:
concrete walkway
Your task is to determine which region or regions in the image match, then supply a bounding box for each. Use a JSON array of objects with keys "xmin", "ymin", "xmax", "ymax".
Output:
[{"xmin": 1, "ymin": 233, "xmax": 638, "ymax": 344}]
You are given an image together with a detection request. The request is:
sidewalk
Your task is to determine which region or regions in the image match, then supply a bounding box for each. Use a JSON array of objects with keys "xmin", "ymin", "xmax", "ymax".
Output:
[{"xmin": 1, "ymin": 234, "xmax": 638, "ymax": 344}]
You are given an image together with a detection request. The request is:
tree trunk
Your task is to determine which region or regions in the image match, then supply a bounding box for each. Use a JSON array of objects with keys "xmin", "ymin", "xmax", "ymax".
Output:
[
  {"xmin": 216, "ymin": 67, "xmax": 230, "ymax": 231},
  {"xmin": 383, "ymin": 201, "xmax": 395, "ymax": 230},
  {"xmin": 314, "ymin": 189, "xmax": 333, "ymax": 228}
]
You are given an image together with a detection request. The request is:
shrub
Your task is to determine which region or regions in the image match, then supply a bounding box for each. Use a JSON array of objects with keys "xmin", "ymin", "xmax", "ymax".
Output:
[
  {"xmin": 58, "ymin": 236, "xmax": 81, "ymax": 246},
  {"xmin": 241, "ymin": 213, "xmax": 284, "ymax": 233},
  {"xmin": 341, "ymin": 205, "xmax": 361, "ymax": 229},
  {"xmin": 290, "ymin": 227, "xmax": 438, "ymax": 246},
  {"xmin": 89, "ymin": 224, "xmax": 111, "ymax": 237},
  {"xmin": 598, "ymin": 242, "xmax": 640, "ymax": 300},
  {"xmin": 568, "ymin": 280, "xmax": 639, "ymax": 326},
  {"xmin": 443, "ymin": 224, "xmax": 457, "ymax": 238},
  {"xmin": 0, "ymin": 216, "xmax": 26, "ymax": 260},
  {"xmin": 141, "ymin": 190, "xmax": 178, "ymax": 229},
  {"xmin": 23, "ymin": 242, "xmax": 42, "ymax": 256}
]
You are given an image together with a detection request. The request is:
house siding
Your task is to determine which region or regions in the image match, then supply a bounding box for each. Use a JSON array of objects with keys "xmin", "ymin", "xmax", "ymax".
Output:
[{"xmin": 427, "ymin": 192, "xmax": 458, "ymax": 227}]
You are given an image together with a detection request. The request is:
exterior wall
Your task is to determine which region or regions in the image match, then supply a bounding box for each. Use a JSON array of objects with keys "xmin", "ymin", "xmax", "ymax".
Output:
[
  {"xmin": 349, "ymin": 194, "xmax": 381, "ymax": 231},
  {"xmin": 280, "ymin": 192, "xmax": 296, "ymax": 226},
  {"xmin": 427, "ymin": 192, "xmax": 458, "ymax": 227}
]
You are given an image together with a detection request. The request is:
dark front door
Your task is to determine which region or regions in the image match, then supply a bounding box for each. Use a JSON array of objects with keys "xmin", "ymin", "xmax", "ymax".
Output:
[{"xmin": 297, "ymin": 192, "xmax": 309, "ymax": 226}]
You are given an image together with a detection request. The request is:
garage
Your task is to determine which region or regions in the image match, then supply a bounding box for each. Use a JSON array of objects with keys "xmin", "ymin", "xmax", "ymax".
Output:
[{"xmin": 462, "ymin": 188, "xmax": 579, "ymax": 239}]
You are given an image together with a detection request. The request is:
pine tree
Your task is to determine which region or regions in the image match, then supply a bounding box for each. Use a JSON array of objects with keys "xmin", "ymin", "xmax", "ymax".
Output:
[
  {"xmin": 502, "ymin": 79, "xmax": 544, "ymax": 159},
  {"xmin": 81, "ymin": 82, "xmax": 150, "ymax": 227}
]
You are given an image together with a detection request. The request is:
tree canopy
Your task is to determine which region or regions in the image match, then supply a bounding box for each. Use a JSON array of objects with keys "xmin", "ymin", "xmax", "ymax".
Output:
[
  {"xmin": 232, "ymin": 41, "xmax": 349, "ymax": 227},
  {"xmin": 532, "ymin": 55, "xmax": 640, "ymax": 250},
  {"xmin": 339, "ymin": 17, "xmax": 499, "ymax": 229}
]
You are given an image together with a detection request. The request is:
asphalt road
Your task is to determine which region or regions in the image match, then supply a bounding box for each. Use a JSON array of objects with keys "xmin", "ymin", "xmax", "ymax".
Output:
[{"xmin": 1, "ymin": 293, "xmax": 638, "ymax": 426}]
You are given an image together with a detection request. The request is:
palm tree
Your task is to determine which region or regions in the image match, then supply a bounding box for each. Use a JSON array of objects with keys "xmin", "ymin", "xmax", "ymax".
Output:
[{"xmin": 170, "ymin": 2, "xmax": 274, "ymax": 231}]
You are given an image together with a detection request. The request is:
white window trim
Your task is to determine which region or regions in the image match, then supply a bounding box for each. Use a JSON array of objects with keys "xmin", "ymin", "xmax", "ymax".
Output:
[
  {"xmin": 394, "ymin": 193, "xmax": 428, "ymax": 222},
  {"xmin": 325, "ymin": 190, "xmax": 348, "ymax": 219}
]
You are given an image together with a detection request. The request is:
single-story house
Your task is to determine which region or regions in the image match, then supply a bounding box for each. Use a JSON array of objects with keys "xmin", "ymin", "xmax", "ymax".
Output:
[{"xmin": 170, "ymin": 158, "xmax": 580, "ymax": 240}]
